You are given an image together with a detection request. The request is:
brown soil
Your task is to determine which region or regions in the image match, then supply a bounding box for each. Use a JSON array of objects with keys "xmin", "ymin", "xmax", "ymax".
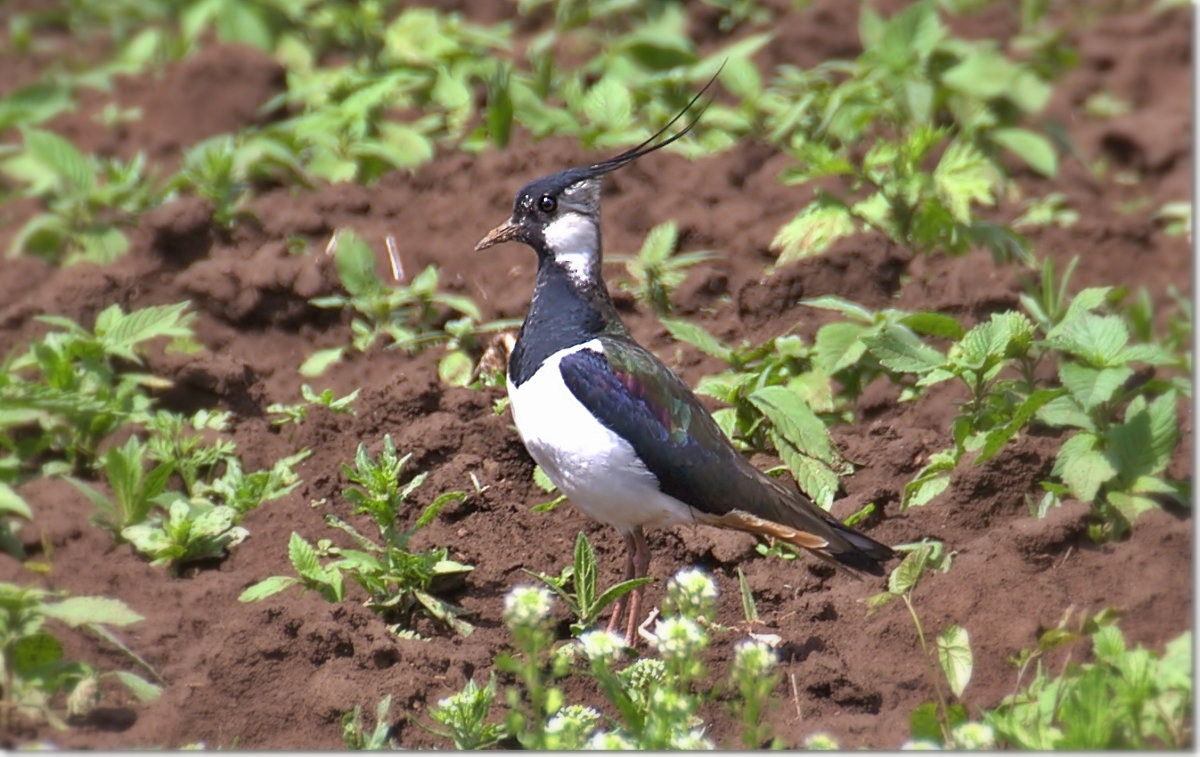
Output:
[{"xmin": 0, "ymin": 1, "xmax": 1192, "ymax": 749}]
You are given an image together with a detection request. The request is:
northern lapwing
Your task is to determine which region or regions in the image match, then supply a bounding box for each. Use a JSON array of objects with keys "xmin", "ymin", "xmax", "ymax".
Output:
[{"xmin": 476, "ymin": 81, "xmax": 894, "ymax": 643}]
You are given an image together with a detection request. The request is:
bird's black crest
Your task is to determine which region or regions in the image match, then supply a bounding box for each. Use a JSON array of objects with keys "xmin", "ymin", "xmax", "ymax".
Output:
[{"xmin": 516, "ymin": 67, "xmax": 724, "ymax": 201}]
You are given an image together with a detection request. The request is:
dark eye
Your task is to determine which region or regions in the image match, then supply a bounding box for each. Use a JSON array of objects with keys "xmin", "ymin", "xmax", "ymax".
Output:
[{"xmin": 538, "ymin": 195, "xmax": 557, "ymax": 213}]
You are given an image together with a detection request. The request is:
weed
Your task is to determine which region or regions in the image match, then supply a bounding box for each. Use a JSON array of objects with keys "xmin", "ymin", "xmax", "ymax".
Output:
[
  {"xmin": 268, "ymin": 385, "xmax": 360, "ymax": 427},
  {"xmin": 240, "ymin": 435, "xmax": 473, "ymax": 637},
  {"xmin": 342, "ymin": 693, "xmax": 397, "ymax": 750},
  {"xmin": 866, "ymin": 540, "xmax": 963, "ymax": 744},
  {"xmin": 3, "ymin": 128, "xmax": 162, "ymax": 265},
  {"xmin": 762, "ymin": 0, "xmax": 1060, "ymax": 264},
  {"xmin": 1, "ymin": 302, "xmax": 196, "ymax": 472},
  {"xmin": 528, "ymin": 531, "xmax": 651, "ymax": 636},
  {"xmin": 425, "ymin": 673, "xmax": 506, "ymax": 749},
  {"xmin": 614, "ymin": 221, "xmax": 712, "ymax": 316},
  {"xmin": 0, "ymin": 583, "xmax": 160, "ymax": 731},
  {"xmin": 303, "ymin": 230, "xmax": 513, "ymax": 379},
  {"xmin": 484, "ymin": 568, "xmax": 782, "ymax": 749}
]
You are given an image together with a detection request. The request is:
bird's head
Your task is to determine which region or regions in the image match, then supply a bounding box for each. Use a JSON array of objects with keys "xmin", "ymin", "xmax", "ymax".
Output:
[{"xmin": 475, "ymin": 73, "xmax": 718, "ymax": 283}]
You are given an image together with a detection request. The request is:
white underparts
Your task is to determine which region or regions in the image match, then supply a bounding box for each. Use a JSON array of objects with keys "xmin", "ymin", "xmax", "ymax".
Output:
[
  {"xmin": 507, "ymin": 340, "xmax": 697, "ymax": 533},
  {"xmin": 543, "ymin": 212, "xmax": 599, "ymax": 284}
]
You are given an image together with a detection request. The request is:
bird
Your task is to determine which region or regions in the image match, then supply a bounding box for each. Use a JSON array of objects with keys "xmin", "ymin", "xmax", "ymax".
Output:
[{"xmin": 475, "ymin": 79, "xmax": 894, "ymax": 643}]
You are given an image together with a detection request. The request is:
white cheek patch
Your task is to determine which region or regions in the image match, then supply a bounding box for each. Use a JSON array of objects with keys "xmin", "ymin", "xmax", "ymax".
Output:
[{"xmin": 543, "ymin": 212, "xmax": 599, "ymax": 282}]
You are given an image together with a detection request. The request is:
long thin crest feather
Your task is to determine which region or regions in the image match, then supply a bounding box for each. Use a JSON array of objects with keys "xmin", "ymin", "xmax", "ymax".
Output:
[{"xmin": 580, "ymin": 66, "xmax": 723, "ymax": 178}]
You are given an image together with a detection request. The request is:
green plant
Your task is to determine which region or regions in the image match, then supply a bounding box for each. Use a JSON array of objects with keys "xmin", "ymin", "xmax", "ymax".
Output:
[
  {"xmin": 120, "ymin": 495, "xmax": 247, "ymax": 568},
  {"xmin": 1, "ymin": 302, "xmax": 197, "ymax": 473},
  {"xmin": 426, "ymin": 673, "xmax": 507, "ymax": 749},
  {"xmin": 493, "ymin": 568, "xmax": 782, "ymax": 749},
  {"xmin": 3, "ymin": 128, "xmax": 163, "ymax": 265},
  {"xmin": 614, "ymin": 220, "xmax": 712, "ymax": 316},
  {"xmin": 0, "ymin": 583, "xmax": 161, "ymax": 731},
  {"xmin": 813, "ymin": 279, "xmax": 1188, "ymax": 538},
  {"xmin": 762, "ymin": 0, "xmax": 1062, "ymax": 264},
  {"xmin": 0, "ymin": 484, "xmax": 34, "ymax": 559},
  {"xmin": 528, "ymin": 531, "xmax": 651, "ymax": 636},
  {"xmin": 866, "ymin": 540, "xmax": 966, "ymax": 745},
  {"xmin": 342, "ymin": 693, "xmax": 397, "ymax": 750},
  {"xmin": 67, "ymin": 434, "xmax": 172, "ymax": 536},
  {"xmin": 983, "ymin": 617, "xmax": 1190, "ymax": 748},
  {"xmin": 302, "ymin": 230, "xmax": 512, "ymax": 378},
  {"xmin": 240, "ymin": 435, "xmax": 473, "ymax": 637},
  {"xmin": 268, "ymin": 385, "xmax": 361, "ymax": 427},
  {"xmin": 71, "ymin": 431, "xmax": 307, "ymax": 569}
]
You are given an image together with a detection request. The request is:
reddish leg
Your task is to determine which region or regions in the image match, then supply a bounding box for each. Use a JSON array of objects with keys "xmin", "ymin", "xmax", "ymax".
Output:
[
  {"xmin": 622, "ymin": 526, "xmax": 650, "ymax": 644},
  {"xmin": 606, "ymin": 531, "xmax": 638, "ymax": 635}
]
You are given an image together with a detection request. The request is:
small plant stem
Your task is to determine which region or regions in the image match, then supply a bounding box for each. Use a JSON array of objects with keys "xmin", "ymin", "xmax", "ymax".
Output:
[{"xmin": 902, "ymin": 593, "xmax": 952, "ymax": 744}]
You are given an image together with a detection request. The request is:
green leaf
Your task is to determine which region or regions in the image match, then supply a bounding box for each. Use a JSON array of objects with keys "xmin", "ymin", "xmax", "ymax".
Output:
[
  {"xmin": 583, "ymin": 77, "xmax": 632, "ymax": 131},
  {"xmin": 936, "ymin": 625, "xmax": 973, "ymax": 698},
  {"xmin": 771, "ymin": 196, "xmax": 857, "ymax": 262},
  {"xmin": 977, "ymin": 388, "xmax": 1065, "ymax": 463},
  {"xmin": 909, "ymin": 701, "xmax": 942, "ymax": 743},
  {"xmin": 42, "ymin": 596, "xmax": 143, "ymax": 627},
  {"xmin": 438, "ymin": 351, "xmax": 474, "ymax": 386},
  {"xmin": 299, "ymin": 347, "xmax": 346, "ymax": 377},
  {"xmin": 1058, "ymin": 363, "xmax": 1133, "ymax": 411},
  {"xmin": 1045, "ymin": 313, "xmax": 1130, "ymax": 367},
  {"xmin": 332, "ymin": 230, "xmax": 382, "ymax": 298},
  {"xmin": 0, "ymin": 482, "xmax": 32, "ymax": 519},
  {"xmin": 813, "ymin": 321, "xmax": 868, "ymax": 375},
  {"xmin": 990, "ymin": 127, "xmax": 1057, "ymax": 177},
  {"xmin": 22, "ymin": 127, "xmax": 93, "ymax": 195},
  {"xmin": 933, "ymin": 140, "xmax": 998, "ymax": 223},
  {"xmin": 287, "ymin": 532, "xmax": 323, "ymax": 581},
  {"xmin": 238, "ymin": 575, "xmax": 299, "ymax": 602},
  {"xmin": 12, "ymin": 631, "xmax": 63, "ymax": 675},
  {"xmin": 888, "ymin": 544, "xmax": 931, "ymax": 595},
  {"xmin": 659, "ymin": 318, "xmax": 733, "ymax": 363},
  {"xmin": 1054, "ymin": 434, "xmax": 1117, "ymax": 503},
  {"xmin": 863, "ymin": 324, "xmax": 945, "ymax": 374},
  {"xmin": 111, "ymin": 670, "xmax": 163, "ymax": 702},
  {"xmin": 900, "ymin": 312, "xmax": 966, "ymax": 340},
  {"xmin": 749, "ymin": 385, "xmax": 841, "ymax": 467}
]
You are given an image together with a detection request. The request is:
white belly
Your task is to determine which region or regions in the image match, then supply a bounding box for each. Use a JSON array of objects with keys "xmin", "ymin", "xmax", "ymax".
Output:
[{"xmin": 508, "ymin": 340, "xmax": 695, "ymax": 533}]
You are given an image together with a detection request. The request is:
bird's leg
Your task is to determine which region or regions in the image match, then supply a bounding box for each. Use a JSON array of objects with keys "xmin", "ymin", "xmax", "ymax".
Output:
[
  {"xmin": 606, "ymin": 531, "xmax": 638, "ymax": 635},
  {"xmin": 623, "ymin": 526, "xmax": 650, "ymax": 645}
]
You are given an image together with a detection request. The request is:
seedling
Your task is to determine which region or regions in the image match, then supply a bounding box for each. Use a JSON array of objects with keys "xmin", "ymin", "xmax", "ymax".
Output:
[
  {"xmin": 3, "ymin": 128, "xmax": 162, "ymax": 265},
  {"xmin": 425, "ymin": 674, "xmax": 507, "ymax": 749},
  {"xmin": 0, "ymin": 583, "xmax": 160, "ymax": 731},
  {"xmin": 240, "ymin": 435, "xmax": 474, "ymax": 637},
  {"xmin": 67, "ymin": 434, "xmax": 173, "ymax": 536},
  {"xmin": 614, "ymin": 220, "xmax": 712, "ymax": 316},
  {"xmin": 528, "ymin": 531, "xmax": 651, "ymax": 636},
  {"xmin": 268, "ymin": 385, "xmax": 361, "ymax": 427},
  {"xmin": 866, "ymin": 540, "xmax": 966, "ymax": 745},
  {"xmin": 342, "ymin": 694, "xmax": 397, "ymax": 750},
  {"xmin": 985, "ymin": 622, "xmax": 1191, "ymax": 749},
  {"xmin": 762, "ymin": 0, "xmax": 1056, "ymax": 264},
  {"xmin": 1, "ymin": 301, "xmax": 196, "ymax": 472},
  {"xmin": 303, "ymin": 230, "xmax": 513, "ymax": 378}
]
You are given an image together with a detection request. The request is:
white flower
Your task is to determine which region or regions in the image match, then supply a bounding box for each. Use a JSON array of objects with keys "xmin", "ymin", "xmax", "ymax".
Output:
[
  {"xmin": 650, "ymin": 615, "xmax": 707, "ymax": 661},
  {"xmin": 803, "ymin": 732, "xmax": 842, "ymax": 750},
  {"xmin": 502, "ymin": 585, "xmax": 555, "ymax": 630},
  {"xmin": 586, "ymin": 729, "xmax": 635, "ymax": 750},
  {"xmin": 666, "ymin": 567, "xmax": 718, "ymax": 620},
  {"xmin": 951, "ymin": 722, "xmax": 996, "ymax": 750},
  {"xmin": 578, "ymin": 629, "xmax": 626, "ymax": 666},
  {"xmin": 732, "ymin": 638, "xmax": 779, "ymax": 680}
]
